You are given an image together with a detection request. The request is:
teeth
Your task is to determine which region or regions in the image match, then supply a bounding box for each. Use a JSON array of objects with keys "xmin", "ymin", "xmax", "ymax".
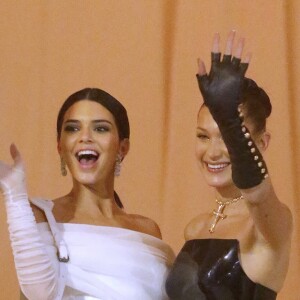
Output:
[
  {"xmin": 207, "ymin": 163, "xmax": 229, "ymax": 169},
  {"xmin": 77, "ymin": 150, "xmax": 98, "ymax": 156}
]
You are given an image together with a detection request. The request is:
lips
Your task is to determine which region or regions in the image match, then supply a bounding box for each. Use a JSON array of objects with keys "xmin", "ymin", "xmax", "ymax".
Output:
[
  {"xmin": 75, "ymin": 149, "xmax": 99, "ymax": 167},
  {"xmin": 205, "ymin": 162, "xmax": 230, "ymax": 173}
]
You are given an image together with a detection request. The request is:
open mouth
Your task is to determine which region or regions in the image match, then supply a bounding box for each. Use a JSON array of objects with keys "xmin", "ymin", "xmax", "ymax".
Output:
[
  {"xmin": 206, "ymin": 162, "xmax": 230, "ymax": 173},
  {"xmin": 76, "ymin": 150, "xmax": 99, "ymax": 166}
]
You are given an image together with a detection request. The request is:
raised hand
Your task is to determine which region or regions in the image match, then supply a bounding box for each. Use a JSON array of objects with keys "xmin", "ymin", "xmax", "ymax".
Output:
[
  {"xmin": 195, "ymin": 31, "xmax": 269, "ymax": 189},
  {"xmin": 1, "ymin": 145, "xmax": 58, "ymax": 299},
  {"xmin": 197, "ymin": 31, "xmax": 251, "ymax": 122},
  {"xmin": 0, "ymin": 144, "xmax": 26, "ymax": 196}
]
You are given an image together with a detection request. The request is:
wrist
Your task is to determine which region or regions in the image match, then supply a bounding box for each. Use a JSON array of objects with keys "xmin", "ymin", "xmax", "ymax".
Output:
[
  {"xmin": 219, "ymin": 122, "xmax": 268, "ymax": 189},
  {"xmin": 2, "ymin": 182, "xmax": 28, "ymax": 202}
]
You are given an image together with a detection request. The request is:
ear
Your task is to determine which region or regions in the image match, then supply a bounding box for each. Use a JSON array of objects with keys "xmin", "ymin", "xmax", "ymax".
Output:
[
  {"xmin": 256, "ymin": 131, "xmax": 271, "ymax": 153},
  {"xmin": 118, "ymin": 138, "xmax": 130, "ymax": 160},
  {"xmin": 57, "ymin": 140, "xmax": 62, "ymax": 155}
]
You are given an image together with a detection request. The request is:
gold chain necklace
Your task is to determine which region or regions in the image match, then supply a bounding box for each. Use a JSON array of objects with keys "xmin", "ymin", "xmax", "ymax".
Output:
[{"xmin": 209, "ymin": 195, "xmax": 244, "ymax": 233}]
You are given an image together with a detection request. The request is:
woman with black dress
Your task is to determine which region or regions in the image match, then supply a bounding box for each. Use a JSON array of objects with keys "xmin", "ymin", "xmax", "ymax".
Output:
[{"xmin": 166, "ymin": 31, "xmax": 292, "ymax": 299}]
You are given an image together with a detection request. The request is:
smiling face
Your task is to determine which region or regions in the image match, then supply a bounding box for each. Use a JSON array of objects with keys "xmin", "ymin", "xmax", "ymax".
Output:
[
  {"xmin": 57, "ymin": 100, "xmax": 129, "ymax": 186},
  {"xmin": 195, "ymin": 105, "xmax": 233, "ymax": 189},
  {"xmin": 195, "ymin": 105, "xmax": 270, "ymax": 192}
]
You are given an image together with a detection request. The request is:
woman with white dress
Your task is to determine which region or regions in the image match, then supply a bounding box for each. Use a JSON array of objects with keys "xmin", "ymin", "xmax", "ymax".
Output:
[{"xmin": 0, "ymin": 88, "xmax": 174, "ymax": 300}]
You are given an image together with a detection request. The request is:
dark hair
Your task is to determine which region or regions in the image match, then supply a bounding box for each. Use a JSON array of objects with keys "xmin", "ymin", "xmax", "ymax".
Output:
[
  {"xmin": 199, "ymin": 78, "xmax": 272, "ymax": 134},
  {"xmin": 240, "ymin": 78, "xmax": 272, "ymax": 134},
  {"xmin": 57, "ymin": 87, "xmax": 128, "ymax": 209},
  {"xmin": 114, "ymin": 191, "xmax": 124, "ymax": 209},
  {"xmin": 57, "ymin": 88, "xmax": 130, "ymax": 141}
]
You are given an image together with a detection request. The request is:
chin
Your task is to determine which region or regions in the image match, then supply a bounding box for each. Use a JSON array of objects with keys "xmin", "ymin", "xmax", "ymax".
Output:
[
  {"xmin": 69, "ymin": 167, "xmax": 100, "ymax": 185},
  {"xmin": 206, "ymin": 179, "xmax": 233, "ymax": 189},
  {"xmin": 201, "ymin": 170, "xmax": 233, "ymax": 189},
  {"xmin": 74, "ymin": 175, "xmax": 97, "ymax": 185}
]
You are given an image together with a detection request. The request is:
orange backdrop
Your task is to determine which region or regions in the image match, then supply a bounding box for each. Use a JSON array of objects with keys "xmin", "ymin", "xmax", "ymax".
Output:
[{"xmin": 0, "ymin": 1, "xmax": 299, "ymax": 299}]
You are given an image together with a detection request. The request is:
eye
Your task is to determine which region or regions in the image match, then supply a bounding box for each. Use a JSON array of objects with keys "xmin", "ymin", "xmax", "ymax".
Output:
[
  {"xmin": 64, "ymin": 125, "xmax": 79, "ymax": 132},
  {"xmin": 197, "ymin": 133, "xmax": 209, "ymax": 141},
  {"xmin": 94, "ymin": 125, "xmax": 110, "ymax": 132}
]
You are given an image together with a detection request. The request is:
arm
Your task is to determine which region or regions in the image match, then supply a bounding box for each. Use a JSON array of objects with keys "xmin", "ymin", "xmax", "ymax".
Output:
[
  {"xmin": 196, "ymin": 31, "xmax": 292, "ymax": 245},
  {"xmin": 242, "ymin": 178, "xmax": 292, "ymax": 246},
  {"xmin": 0, "ymin": 144, "xmax": 59, "ymax": 300}
]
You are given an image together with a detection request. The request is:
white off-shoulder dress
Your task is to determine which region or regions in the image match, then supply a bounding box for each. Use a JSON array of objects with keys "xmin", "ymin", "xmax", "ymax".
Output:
[{"xmin": 9, "ymin": 198, "xmax": 174, "ymax": 300}]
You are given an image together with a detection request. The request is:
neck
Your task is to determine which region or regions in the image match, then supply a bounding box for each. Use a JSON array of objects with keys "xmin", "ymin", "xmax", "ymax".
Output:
[
  {"xmin": 215, "ymin": 184, "xmax": 242, "ymax": 201},
  {"xmin": 209, "ymin": 187, "xmax": 245, "ymax": 234},
  {"xmin": 212, "ymin": 184, "xmax": 248, "ymax": 216},
  {"xmin": 69, "ymin": 180, "xmax": 120, "ymax": 218}
]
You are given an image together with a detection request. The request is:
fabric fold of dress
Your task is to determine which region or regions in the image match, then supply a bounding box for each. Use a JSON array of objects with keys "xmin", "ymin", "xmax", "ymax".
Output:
[
  {"xmin": 166, "ymin": 239, "xmax": 277, "ymax": 300},
  {"xmin": 31, "ymin": 199, "xmax": 175, "ymax": 300}
]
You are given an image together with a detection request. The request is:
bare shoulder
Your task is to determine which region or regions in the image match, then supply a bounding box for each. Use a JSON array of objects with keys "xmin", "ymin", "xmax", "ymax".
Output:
[
  {"xmin": 184, "ymin": 213, "xmax": 210, "ymax": 241},
  {"xmin": 30, "ymin": 195, "xmax": 69, "ymax": 224},
  {"xmin": 129, "ymin": 214, "xmax": 162, "ymax": 239}
]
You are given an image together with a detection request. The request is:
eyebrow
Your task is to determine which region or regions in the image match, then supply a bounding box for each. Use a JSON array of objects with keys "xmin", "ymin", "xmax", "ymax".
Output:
[
  {"xmin": 64, "ymin": 119, "xmax": 113, "ymax": 125},
  {"xmin": 196, "ymin": 126, "xmax": 208, "ymax": 131}
]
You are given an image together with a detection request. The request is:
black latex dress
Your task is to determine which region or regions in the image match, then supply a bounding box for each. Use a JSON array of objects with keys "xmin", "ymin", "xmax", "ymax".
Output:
[{"xmin": 166, "ymin": 239, "xmax": 277, "ymax": 300}]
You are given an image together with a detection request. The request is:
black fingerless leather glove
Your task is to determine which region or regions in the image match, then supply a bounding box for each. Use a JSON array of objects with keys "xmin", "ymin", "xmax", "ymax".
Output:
[{"xmin": 196, "ymin": 53, "xmax": 268, "ymax": 189}]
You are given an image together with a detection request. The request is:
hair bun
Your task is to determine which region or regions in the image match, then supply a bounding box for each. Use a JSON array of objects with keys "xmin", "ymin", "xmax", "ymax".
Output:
[{"xmin": 242, "ymin": 78, "xmax": 272, "ymax": 119}]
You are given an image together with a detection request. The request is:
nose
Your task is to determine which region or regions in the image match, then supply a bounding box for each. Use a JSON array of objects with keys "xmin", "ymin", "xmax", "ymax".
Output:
[
  {"xmin": 206, "ymin": 139, "xmax": 224, "ymax": 160},
  {"xmin": 79, "ymin": 127, "xmax": 93, "ymax": 143}
]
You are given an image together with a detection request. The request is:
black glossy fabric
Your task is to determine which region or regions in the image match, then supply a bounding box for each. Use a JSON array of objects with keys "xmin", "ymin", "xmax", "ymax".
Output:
[{"xmin": 166, "ymin": 239, "xmax": 277, "ymax": 300}]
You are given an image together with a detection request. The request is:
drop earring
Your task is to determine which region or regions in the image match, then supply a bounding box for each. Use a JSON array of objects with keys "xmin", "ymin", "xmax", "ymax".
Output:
[
  {"xmin": 60, "ymin": 157, "xmax": 67, "ymax": 176},
  {"xmin": 114, "ymin": 154, "xmax": 122, "ymax": 177}
]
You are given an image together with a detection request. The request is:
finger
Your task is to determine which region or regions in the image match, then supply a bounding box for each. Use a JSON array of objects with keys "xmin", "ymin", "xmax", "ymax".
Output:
[
  {"xmin": 196, "ymin": 73, "xmax": 209, "ymax": 96},
  {"xmin": 232, "ymin": 57, "xmax": 241, "ymax": 68},
  {"xmin": 211, "ymin": 52, "xmax": 221, "ymax": 63},
  {"xmin": 240, "ymin": 52, "xmax": 252, "ymax": 75},
  {"xmin": 222, "ymin": 54, "xmax": 232, "ymax": 64},
  {"xmin": 224, "ymin": 30, "xmax": 236, "ymax": 55},
  {"xmin": 212, "ymin": 33, "xmax": 220, "ymax": 53},
  {"xmin": 240, "ymin": 63, "xmax": 249, "ymax": 75},
  {"xmin": 211, "ymin": 52, "xmax": 221, "ymax": 76},
  {"xmin": 242, "ymin": 52, "xmax": 252, "ymax": 64},
  {"xmin": 234, "ymin": 38, "xmax": 245, "ymax": 59},
  {"xmin": 197, "ymin": 58, "xmax": 207, "ymax": 76},
  {"xmin": 0, "ymin": 160, "xmax": 10, "ymax": 172},
  {"xmin": 10, "ymin": 143, "xmax": 24, "ymax": 169}
]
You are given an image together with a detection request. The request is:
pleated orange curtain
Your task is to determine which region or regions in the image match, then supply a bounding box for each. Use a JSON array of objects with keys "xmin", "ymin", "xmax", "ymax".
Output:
[{"xmin": 0, "ymin": 1, "xmax": 299, "ymax": 299}]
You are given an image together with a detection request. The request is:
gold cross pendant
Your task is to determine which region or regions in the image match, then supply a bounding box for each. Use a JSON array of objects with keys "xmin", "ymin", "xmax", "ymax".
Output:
[{"xmin": 209, "ymin": 203, "xmax": 227, "ymax": 233}]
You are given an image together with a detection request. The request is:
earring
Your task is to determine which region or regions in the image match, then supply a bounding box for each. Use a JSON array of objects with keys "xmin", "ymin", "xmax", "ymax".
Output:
[
  {"xmin": 60, "ymin": 157, "xmax": 67, "ymax": 176},
  {"xmin": 114, "ymin": 154, "xmax": 122, "ymax": 177}
]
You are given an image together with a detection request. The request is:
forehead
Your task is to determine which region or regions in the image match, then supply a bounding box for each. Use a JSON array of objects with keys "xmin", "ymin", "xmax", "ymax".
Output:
[
  {"xmin": 64, "ymin": 100, "xmax": 115, "ymax": 122},
  {"xmin": 197, "ymin": 106, "xmax": 219, "ymax": 131},
  {"xmin": 197, "ymin": 105, "xmax": 256, "ymax": 135}
]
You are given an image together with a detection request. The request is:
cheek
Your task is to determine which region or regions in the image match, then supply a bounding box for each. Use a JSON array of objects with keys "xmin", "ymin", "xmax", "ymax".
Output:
[
  {"xmin": 102, "ymin": 136, "xmax": 120, "ymax": 152},
  {"xmin": 59, "ymin": 136, "xmax": 75, "ymax": 151},
  {"xmin": 57, "ymin": 136, "xmax": 79, "ymax": 160},
  {"xmin": 195, "ymin": 142, "xmax": 206, "ymax": 160},
  {"xmin": 221, "ymin": 143, "xmax": 229, "ymax": 156}
]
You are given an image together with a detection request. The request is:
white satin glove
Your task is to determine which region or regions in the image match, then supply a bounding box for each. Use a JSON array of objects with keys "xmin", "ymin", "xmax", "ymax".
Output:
[
  {"xmin": 0, "ymin": 144, "xmax": 58, "ymax": 300},
  {"xmin": 0, "ymin": 144, "xmax": 27, "ymax": 202}
]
